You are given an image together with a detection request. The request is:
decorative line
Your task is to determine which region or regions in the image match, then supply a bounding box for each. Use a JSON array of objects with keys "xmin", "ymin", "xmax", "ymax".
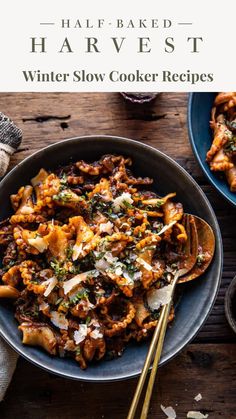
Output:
[
  {"xmin": 178, "ymin": 22, "xmax": 193, "ymax": 25},
  {"xmin": 40, "ymin": 23, "xmax": 55, "ymax": 25}
]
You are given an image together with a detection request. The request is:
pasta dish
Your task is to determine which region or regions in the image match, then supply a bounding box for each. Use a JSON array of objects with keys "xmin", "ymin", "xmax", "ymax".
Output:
[
  {"xmin": 0, "ymin": 154, "xmax": 197, "ymax": 368},
  {"xmin": 207, "ymin": 92, "xmax": 236, "ymax": 192}
]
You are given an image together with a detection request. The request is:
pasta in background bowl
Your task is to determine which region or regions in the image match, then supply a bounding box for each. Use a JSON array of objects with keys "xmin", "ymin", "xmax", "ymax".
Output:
[
  {"xmin": 188, "ymin": 93, "xmax": 236, "ymax": 206},
  {"xmin": 0, "ymin": 136, "xmax": 222, "ymax": 381}
]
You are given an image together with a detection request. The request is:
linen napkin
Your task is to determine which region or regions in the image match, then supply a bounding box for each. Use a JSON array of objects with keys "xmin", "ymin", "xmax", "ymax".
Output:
[
  {"xmin": 0, "ymin": 337, "xmax": 18, "ymax": 401},
  {"xmin": 0, "ymin": 112, "xmax": 22, "ymax": 177},
  {"xmin": 0, "ymin": 112, "xmax": 22, "ymax": 400}
]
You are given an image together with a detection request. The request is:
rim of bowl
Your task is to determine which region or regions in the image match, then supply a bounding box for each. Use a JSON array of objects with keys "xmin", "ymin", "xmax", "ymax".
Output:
[
  {"xmin": 0, "ymin": 135, "xmax": 223, "ymax": 381},
  {"xmin": 225, "ymin": 275, "xmax": 236, "ymax": 334},
  {"xmin": 188, "ymin": 93, "xmax": 236, "ymax": 207}
]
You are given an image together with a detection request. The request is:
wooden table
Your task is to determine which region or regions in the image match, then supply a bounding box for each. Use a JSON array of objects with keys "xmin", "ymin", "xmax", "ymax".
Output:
[{"xmin": 0, "ymin": 93, "xmax": 235, "ymax": 419}]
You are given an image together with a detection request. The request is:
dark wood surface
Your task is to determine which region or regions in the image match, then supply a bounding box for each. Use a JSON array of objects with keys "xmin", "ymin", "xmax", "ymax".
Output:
[{"xmin": 0, "ymin": 93, "xmax": 235, "ymax": 418}]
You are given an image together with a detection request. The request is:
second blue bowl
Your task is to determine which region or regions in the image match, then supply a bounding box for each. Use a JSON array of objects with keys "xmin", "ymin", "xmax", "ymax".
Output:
[{"xmin": 188, "ymin": 93, "xmax": 236, "ymax": 207}]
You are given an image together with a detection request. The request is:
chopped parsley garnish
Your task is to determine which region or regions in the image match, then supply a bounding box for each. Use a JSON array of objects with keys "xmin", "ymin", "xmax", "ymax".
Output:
[
  {"xmin": 53, "ymin": 190, "xmax": 72, "ymax": 203},
  {"xmin": 75, "ymin": 346, "xmax": 81, "ymax": 356},
  {"xmin": 69, "ymin": 288, "xmax": 90, "ymax": 305},
  {"xmin": 61, "ymin": 300, "xmax": 70, "ymax": 309},
  {"xmin": 124, "ymin": 260, "xmax": 138, "ymax": 277},
  {"xmin": 60, "ymin": 173, "xmax": 68, "ymax": 187},
  {"xmin": 90, "ymin": 194, "xmax": 111, "ymax": 212},
  {"xmin": 93, "ymin": 251, "xmax": 106, "ymax": 261},
  {"xmin": 55, "ymin": 297, "xmax": 63, "ymax": 306},
  {"xmin": 3, "ymin": 260, "xmax": 16, "ymax": 271},
  {"xmin": 66, "ymin": 245, "xmax": 73, "ymax": 260},
  {"xmin": 50, "ymin": 259, "xmax": 67, "ymax": 280},
  {"xmin": 68, "ymin": 264, "xmax": 81, "ymax": 275},
  {"xmin": 156, "ymin": 199, "xmax": 164, "ymax": 208},
  {"xmin": 89, "ymin": 194, "xmax": 125, "ymax": 220},
  {"xmin": 86, "ymin": 316, "xmax": 91, "ymax": 325},
  {"xmin": 152, "ymin": 311, "xmax": 161, "ymax": 320},
  {"xmin": 25, "ymin": 304, "xmax": 39, "ymax": 319},
  {"xmin": 152, "ymin": 222, "xmax": 164, "ymax": 234},
  {"xmin": 227, "ymin": 121, "xmax": 236, "ymax": 131},
  {"xmin": 123, "ymin": 200, "xmax": 134, "ymax": 209},
  {"xmin": 224, "ymin": 136, "xmax": 236, "ymax": 153},
  {"xmin": 146, "ymin": 201, "xmax": 163, "ymax": 210},
  {"xmin": 197, "ymin": 253, "xmax": 205, "ymax": 265}
]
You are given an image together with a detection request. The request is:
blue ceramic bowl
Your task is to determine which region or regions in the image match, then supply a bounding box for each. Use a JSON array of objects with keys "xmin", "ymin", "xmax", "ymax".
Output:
[
  {"xmin": 188, "ymin": 93, "xmax": 236, "ymax": 207},
  {"xmin": 0, "ymin": 136, "xmax": 222, "ymax": 381}
]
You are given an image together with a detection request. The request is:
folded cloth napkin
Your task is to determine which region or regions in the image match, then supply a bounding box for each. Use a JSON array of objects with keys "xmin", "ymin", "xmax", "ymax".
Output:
[
  {"xmin": 0, "ymin": 337, "xmax": 18, "ymax": 401},
  {"xmin": 0, "ymin": 112, "xmax": 22, "ymax": 400},
  {"xmin": 0, "ymin": 112, "xmax": 22, "ymax": 177}
]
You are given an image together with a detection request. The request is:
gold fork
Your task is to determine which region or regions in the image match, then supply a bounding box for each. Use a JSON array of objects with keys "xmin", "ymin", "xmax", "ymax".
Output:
[
  {"xmin": 127, "ymin": 214, "xmax": 199, "ymax": 419},
  {"xmin": 140, "ymin": 268, "xmax": 187, "ymax": 418},
  {"xmin": 127, "ymin": 268, "xmax": 187, "ymax": 419}
]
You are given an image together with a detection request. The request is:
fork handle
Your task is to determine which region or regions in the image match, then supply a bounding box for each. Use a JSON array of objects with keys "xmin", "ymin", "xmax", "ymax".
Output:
[
  {"xmin": 126, "ymin": 305, "xmax": 166, "ymax": 419},
  {"xmin": 140, "ymin": 300, "xmax": 172, "ymax": 419},
  {"xmin": 127, "ymin": 271, "xmax": 182, "ymax": 419}
]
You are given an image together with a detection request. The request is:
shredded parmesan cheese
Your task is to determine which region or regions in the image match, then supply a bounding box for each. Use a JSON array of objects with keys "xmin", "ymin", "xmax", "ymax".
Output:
[
  {"xmin": 50, "ymin": 311, "xmax": 68, "ymax": 330},
  {"xmin": 90, "ymin": 329, "xmax": 103, "ymax": 339},
  {"xmin": 133, "ymin": 271, "xmax": 142, "ymax": 281},
  {"xmin": 89, "ymin": 319, "xmax": 100, "ymax": 328},
  {"xmin": 74, "ymin": 325, "xmax": 88, "ymax": 344},
  {"xmin": 160, "ymin": 404, "xmax": 176, "ymax": 418},
  {"xmin": 123, "ymin": 271, "xmax": 135, "ymax": 285},
  {"xmin": 147, "ymin": 284, "xmax": 173, "ymax": 311},
  {"xmin": 104, "ymin": 252, "xmax": 116, "ymax": 264},
  {"xmin": 63, "ymin": 270, "xmax": 96, "ymax": 294},
  {"xmin": 153, "ymin": 261, "xmax": 162, "ymax": 273},
  {"xmin": 187, "ymin": 412, "xmax": 208, "ymax": 419},
  {"xmin": 28, "ymin": 236, "xmax": 48, "ymax": 253},
  {"xmin": 136, "ymin": 257, "xmax": 153, "ymax": 271},
  {"xmin": 95, "ymin": 258, "xmax": 110, "ymax": 271},
  {"xmin": 115, "ymin": 266, "xmax": 123, "ymax": 276},
  {"xmin": 157, "ymin": 220, "xmax": 177, "ymax": 236},
  {"xmin": 20, "ymin": 205, "xmax": 34, "ymax": 215},
  {"xmin": 113, "ymin": 192, "xmax": 133, "ymax": 212},
  {"xmin": 194, "ymin": 394, "xmax": 202, "ymax": 402},
  {"xmin": 99, "ymin": 221, "xmax": 114, "ymax": 234},
  {"xmin": 95, "ymin": 252, "xmax": 119, "ymax": 273},
  {"xmin": 42, "ymin": 276, "xmax": 58, "ymax": 297},
  {"xmin": 39, "ymin": 301, "xmax": 49, "ymax": 311},
  {"xmin": 72, "ymin": 243, "xmax": 83, "ymax": 261}
]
